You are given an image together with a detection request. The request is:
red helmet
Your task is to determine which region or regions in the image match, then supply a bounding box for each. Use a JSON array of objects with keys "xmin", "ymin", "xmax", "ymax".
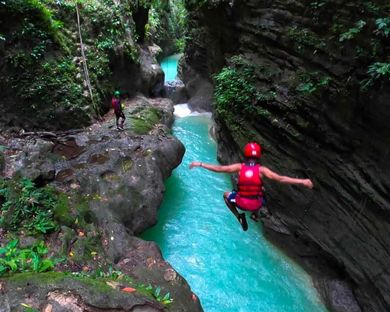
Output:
[{"xmin": 243, "ymin": 142, "xmax": 261, "ymax": 158}]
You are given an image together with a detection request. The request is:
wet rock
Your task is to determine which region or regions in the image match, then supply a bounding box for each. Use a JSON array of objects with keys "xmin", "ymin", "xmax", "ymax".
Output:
[
  {"xmin": 165, "ymin": 80, "xmax": 189, "ymax": 104},
  {"xmin": 315, "ymin": 279, "xmax": 362, "ymax": 312},
  {"xmin": 180, "ymin": 66, "xmax": 214, "ymax": 111}
]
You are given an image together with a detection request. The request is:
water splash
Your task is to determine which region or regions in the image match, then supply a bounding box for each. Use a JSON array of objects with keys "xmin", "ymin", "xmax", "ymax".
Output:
[{"xmin": 174, "ymin": 104, "xmax": 212, "ymax": 118}]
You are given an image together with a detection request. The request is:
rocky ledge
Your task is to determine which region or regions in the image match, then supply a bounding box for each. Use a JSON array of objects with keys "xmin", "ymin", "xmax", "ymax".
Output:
[{"xmin": 0, "ymin": 96, "xmax": 203, "ymax": 312}]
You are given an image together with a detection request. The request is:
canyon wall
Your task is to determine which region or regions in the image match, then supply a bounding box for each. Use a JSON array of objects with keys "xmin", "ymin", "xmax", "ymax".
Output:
[{"xmin": 183, "ymin": 0, "xmax": 390, "ymax": 311}]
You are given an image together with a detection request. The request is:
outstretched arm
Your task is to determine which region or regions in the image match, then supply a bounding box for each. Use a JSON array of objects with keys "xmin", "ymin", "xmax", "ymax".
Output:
[
  {"xmin": 189, "ymin": 161, "xmax": 241, "ymax": 173},
  {"xmin": 260, "ymin": 166, "xmax": 313, "ymax": 189}
]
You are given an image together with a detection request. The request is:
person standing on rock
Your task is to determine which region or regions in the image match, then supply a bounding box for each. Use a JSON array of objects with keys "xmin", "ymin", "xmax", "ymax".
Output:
[
  {"xmin": 189, "ymin": 142, "xmax": 313, "ymax": 231},
  {"xmin": 111, "ymin": 90, "xmax": 125, "ymax": 130}
]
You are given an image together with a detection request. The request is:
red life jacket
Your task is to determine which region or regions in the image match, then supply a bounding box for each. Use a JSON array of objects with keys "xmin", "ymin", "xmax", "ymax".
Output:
[
  {"xmin": 111, "ymin": 98, "xmax": 120, "ymax": 111},
  {"xmin": 236, "ymin": 163, "xmax": 263, "ymax": 211}
]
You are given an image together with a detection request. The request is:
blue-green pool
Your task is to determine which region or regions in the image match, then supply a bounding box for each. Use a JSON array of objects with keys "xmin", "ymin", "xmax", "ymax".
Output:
[
  {"xmin": 160, "ymin": 53, "xmax": 182, "ymax": 82},
  {"xmin": 142, "ymin": 109, "xmax": 327, "ymax": 312}
]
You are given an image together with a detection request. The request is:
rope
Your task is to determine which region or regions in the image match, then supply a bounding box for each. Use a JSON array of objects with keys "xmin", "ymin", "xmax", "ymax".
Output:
[{"xmin": 76, "ymin": 3, "xmax": 97, "ymax": 114}]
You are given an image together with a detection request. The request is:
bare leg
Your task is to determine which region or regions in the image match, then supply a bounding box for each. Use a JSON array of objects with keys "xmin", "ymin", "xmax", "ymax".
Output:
[
  {"xmin": 223, "ymin": 192, "xmax": 240, "ymax": 218},
  {"xmin": 223, "ymin": 192, "xmax": 248, "ymax": 231}
]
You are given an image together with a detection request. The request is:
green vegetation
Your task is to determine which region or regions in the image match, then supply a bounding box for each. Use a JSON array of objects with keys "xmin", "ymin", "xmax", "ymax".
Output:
[
  {"xmin": 287, "ymin": 26, "xmax": 326, "ymax": 51},
  {"xmin": 291, "ymin": 1, "xmax": 390, "ymax": 91},
  {"xmin": 296, "ymin": 72, "xmax": 332, "ymax": 95},
  {"xmin": 128, "ymin": 106, "xmax": 162, "ymax": 134},
  {"xmin": 21, "ymin": 304, "xmax": 39, "ymax": 312},
  {"xmin": 339, "ymin": 20, "xmax": 366, "ymax": 42},
  {"xmin": 5, "ymin": 0, "xmax": 68, "ymax": 49},
  {"xmin": 146, "ymin": 0, "xmax": 187, "ymax": 53},
  {"xmin": 185, "ymin": 0, "xmax": 229, "ymax": 9},
  {"xmin": 0, "ymin": 240, "xmax": 55, "ymax": 276},
  {"xmin": 0, "ymin": 178, "xmax": 58, "ymax": 234},
  {"xmin": 361, "ymin": 62, "xmax": 390, "ymax": 90},
  {"xmin": 214, "ymin": 65, "xmax": 257, "ymax": 114},
  {"xmin": 214, "ymin": 56, "xmax": 273, "ymax": 125},
  {"xmin": 1, "ymin": 0, "xmax": 140, "ymax": 128},
  {"xmin": 375, "ymin": 17, "xmax": 390, "ymax": 37},
  {"xmin": 72, "ymin": 268, "xmax": 174, "ymax": 305}
]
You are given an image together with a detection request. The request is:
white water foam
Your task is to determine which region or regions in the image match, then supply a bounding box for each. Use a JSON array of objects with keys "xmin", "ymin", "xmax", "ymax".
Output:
[{"xmin": 174, "ymin": 104, "xmax": 212, "ymax": 118}]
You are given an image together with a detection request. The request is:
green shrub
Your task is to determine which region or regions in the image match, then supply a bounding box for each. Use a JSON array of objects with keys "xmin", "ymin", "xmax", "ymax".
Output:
[
  {"xmin": 2, "ymin": 0, "xmax": 141, "ymax": 124},
  {"xmin": 145, "ymin": 0, "xmax": 187, "ymax": 53},
  {"xmin": 214, "ymin": 56, "xmax": 274, "ymax": 124},
  {"xmin": 0, "ymin": 178, "xmax": 58, "ymax": 234},
  {"xmin": 214, "ymin": 59, "xmax": 257, "ymax": 116},
  {"xmin": 361, "ymin": 62, "xmax": 390, "ymax": 90},
  {"xmin": 287, "ymin": 26, "xmax": 326, "ymax": 50},
  {"xmin": 0, "ymin": 239, "xmax": 55, "ymax": 276},
  {"xmin": 375, "ymin": 17, "xmax": 390, "ymax": 37},
  {"xmin": 296, "ymin": 72, "xmax": 332, "ymax": 95},
  {"xmin": 175, "ymin": 37, "xmax": 186, "ymax": 52},
  {"xmin": 3, "ymin": 0, "xmax": 67, "ymax": 48},
  {"xmin": 339, "ymin": 20, "xmax": 366, "ymax": 42}
]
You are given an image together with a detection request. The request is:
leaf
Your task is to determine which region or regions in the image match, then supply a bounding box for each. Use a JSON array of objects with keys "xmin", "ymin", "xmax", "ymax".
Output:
[
  {"xmin": 162, "ymin": 299, "xmax": 173, "ymax": 305},
  {"xmin": 0, "ymin": 264, "xmax": 8, "ymax": 276},
  {"xmin": 7, "ymin": 260, "xmax": 17, "ymax": 271},
  {"xmin": 38, "ymin": 259, "xmax": 54, "ymax": 272},
  {"xmin": 106, "ymin": 281, "xmax": 120, "ymax": 289},
  {"xmin": 162, "ymin": 292, "xmax": 171, "ymax": 300},
  {"xmin": 34, "ymin": 241, "xmax": 48, "ymax": 255},
  {"xmin": 7, "ymin": 239, "xmax": 19, "ymax": 250},
  {"xmin": 145, "ymin": 284, "xmax": 153, "ymax": 291},
  {"xmin": 31, "ymin": 252, "xmax": 40, "ymax": 272},
  {"xmin": 122, "ymin": 287, "xmax": 136, "ymax": 293},
  {"xmin": 154, "ymin": 286, "xmax": 161, "ymax": 298}
]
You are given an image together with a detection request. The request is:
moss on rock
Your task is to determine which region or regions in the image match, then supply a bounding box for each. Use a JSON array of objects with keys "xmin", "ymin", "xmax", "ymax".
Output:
[{"xmin": 128, "ymin": 106, "xmax": 162, "ymax": 134}]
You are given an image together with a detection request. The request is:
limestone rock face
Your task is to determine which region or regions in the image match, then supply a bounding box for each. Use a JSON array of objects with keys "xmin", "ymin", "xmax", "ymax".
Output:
[
  {"xmin": 111, "ymin": 46, "xmax": 165, "ymax": 99},
  {"xmin": 2, "ymin": 97, "xmax": 182, "ymax": 236},
  {"xmin": 183, "ymin": 1, "xmax": 390, "ymax": 311},
  {"xmin": 165, "ymin": 80, "xmax": 189, "ymax": 104},
  {"xmin": 0, "ymin": 96, "xmax": 202, "ymax": 312}
]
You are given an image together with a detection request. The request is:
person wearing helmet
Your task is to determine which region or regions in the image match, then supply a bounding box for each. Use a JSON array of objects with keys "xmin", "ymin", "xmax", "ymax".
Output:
[
  {"xmin": 189, "ymin": 142, "xmax": 313, "ymax": 231},
  {"xmin": 111, "ymin": 90, "xmax": 126, "ymax": 130}
]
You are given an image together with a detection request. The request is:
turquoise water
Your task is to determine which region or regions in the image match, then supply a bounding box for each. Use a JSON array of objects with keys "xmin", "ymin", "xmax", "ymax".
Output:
[
  {"xmin": 142, "ymin": 113, "xmax": 327, "ymax": 312},
  {"xmin": 160, "ymin": 54, "xmax": 182, "ymax": 82}
]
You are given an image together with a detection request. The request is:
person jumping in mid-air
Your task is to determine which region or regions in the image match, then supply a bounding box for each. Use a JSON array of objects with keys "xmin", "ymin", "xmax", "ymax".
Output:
[
  {"xmin": 111, "ymin": 90, "xmax": 125, "ymax": 130},
  {"xmin": 189, "ymin": 142, "xmax": 313, "ymax": 231}
]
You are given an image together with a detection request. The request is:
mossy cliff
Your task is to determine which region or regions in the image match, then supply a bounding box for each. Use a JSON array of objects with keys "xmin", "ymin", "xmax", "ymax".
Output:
[
  {"xmin": 0, "ymin": 0, "xmax": 165, "ymax": 131},
  {"xmin": 182, "ymin": 0, "xmax": 390, "ymax": 311}
]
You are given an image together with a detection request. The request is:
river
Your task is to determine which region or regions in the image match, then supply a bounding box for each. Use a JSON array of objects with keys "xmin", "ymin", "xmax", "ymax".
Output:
[{"xmin": 141, "ymin": 56, "xmax": 327, "ymax": 312}]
